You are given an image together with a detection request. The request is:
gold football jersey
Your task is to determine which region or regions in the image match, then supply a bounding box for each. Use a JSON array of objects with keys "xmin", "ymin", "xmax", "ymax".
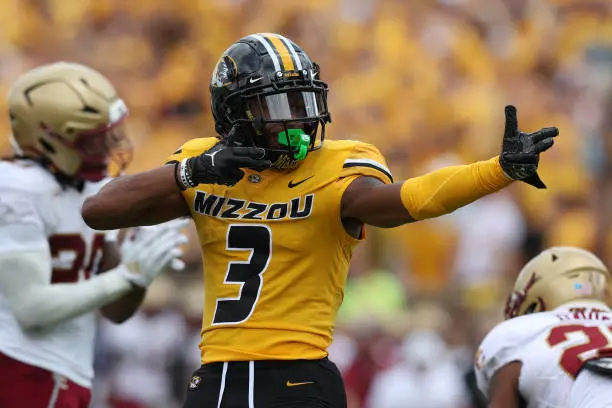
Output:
[{"xmin": 166, "ymin": 138, "xmax": 393, "ymax": 363}]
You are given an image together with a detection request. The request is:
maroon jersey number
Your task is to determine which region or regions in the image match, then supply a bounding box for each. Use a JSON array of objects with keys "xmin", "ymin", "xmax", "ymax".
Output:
[
  {"xmin": 547, "ymin": 324, "xmax": 612, "ymax": 378},
  {"xmin": 49, "ymin": 233, "xmax": 106, "ymax": 283}
]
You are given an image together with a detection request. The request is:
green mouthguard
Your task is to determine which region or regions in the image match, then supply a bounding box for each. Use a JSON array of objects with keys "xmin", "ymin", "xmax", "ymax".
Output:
[{"xmin": 277, "ymin": 129, "xmax": 310, "ymax": 161}]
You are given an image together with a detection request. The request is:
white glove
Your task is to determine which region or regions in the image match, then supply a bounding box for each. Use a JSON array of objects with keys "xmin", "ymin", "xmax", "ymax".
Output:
[{"xmin": 118, "ymin": 218, "xmax": 189, "ymax": 288}]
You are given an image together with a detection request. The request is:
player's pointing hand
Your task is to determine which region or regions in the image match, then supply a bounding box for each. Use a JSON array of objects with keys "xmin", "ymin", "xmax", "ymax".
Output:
[
  {"xmin": 176, "ymin": 132, "xmax": 272, "ymax": 189},
  {"xmin": 498, "ymin": 105, "xmax": 559, "ymax": 189}
]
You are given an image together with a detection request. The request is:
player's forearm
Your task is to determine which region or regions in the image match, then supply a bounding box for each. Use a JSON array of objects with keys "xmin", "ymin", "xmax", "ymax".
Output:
[
  {"xmin": 100, "ymin": 288, "xmax": 146, "ymax": 323},
  {"xmin": 99, "ymin": 240, "xmax": 146, "ymax": 323},
  {"xmin": 400, "ymin": 156, "xmax": 512, "ymax": 220},
  {"xmin": 82, "ymin": 165, "xmax": 180, "ymax": 230},
  {"xmin": 350, "ymin": 158, "xmax": 512, "ymax": 228},
  {"xmin": 0, "ymin": 250, "xmax": 134, "ymax": 332},
  {"xmin": 346, "ymin": 157, "xmax": 513, "ymax": 228},
  {"xmin": 12, "ymin": 270, "xmax": 133, "ymax": 332}
]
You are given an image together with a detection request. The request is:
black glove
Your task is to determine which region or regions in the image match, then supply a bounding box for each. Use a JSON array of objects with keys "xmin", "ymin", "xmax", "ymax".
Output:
[
  {"xmin": 185, "ymin": 142, "xmax": 271, "ymax": 187},
  {"xmin": 499, "ymin": 105, "xmax": 559, "ymax": 189}
]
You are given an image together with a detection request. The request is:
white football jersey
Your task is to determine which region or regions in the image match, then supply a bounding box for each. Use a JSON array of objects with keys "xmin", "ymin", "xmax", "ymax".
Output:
[
  {"xmin": 0, "ymin": 160, "xmax": 110, "ymax": 388},
  {"xmin": 475, "ymin": 302, "xmax": 612, "ymax": 408}
]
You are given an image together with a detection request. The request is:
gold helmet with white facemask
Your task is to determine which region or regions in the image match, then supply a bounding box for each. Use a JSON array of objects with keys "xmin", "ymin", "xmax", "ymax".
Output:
[
  {"xmin": 8, "ymin": 62, "xmax": 131, "ymax": 183},
  {"xmin": 505, "ymin": 247, "xmax": 612, "ymax": 319}
]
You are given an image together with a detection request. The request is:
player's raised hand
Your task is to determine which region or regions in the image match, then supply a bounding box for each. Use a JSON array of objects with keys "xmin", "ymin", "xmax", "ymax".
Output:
[
  {"xmin": 177, "ymin": 125, "xmax": 272, "ymax": 189},
  {"xmin": 118, "ymin": 218, "xmax": 189, "ymax": 287},
  {"xmin": 499, "ymin": 105, "xmax": 558, "ymax": 189}
]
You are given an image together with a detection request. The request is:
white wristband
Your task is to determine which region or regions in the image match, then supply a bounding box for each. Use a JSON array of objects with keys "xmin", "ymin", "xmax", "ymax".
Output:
[{"xmin": 179, "ymin": 158, "xmax": 196, "ymax": 189}]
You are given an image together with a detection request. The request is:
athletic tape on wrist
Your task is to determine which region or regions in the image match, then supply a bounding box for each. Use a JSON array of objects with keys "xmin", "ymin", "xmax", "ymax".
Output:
[
  {"xmin": 174, "ymin": 162, "xmax": 186, "ymax": 191},
  {"xmin": 179, "ymin": 158, "xmax": 196, "ymax": 189}
]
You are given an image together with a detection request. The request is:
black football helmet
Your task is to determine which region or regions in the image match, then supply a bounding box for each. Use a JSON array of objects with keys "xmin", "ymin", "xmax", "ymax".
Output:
[{"xmin": 209, "ymin": 33, "xmax": 331, "ymax": 169}]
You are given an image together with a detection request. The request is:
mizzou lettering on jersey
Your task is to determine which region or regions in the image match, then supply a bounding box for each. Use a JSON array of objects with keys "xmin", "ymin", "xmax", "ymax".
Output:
[
  {"xmin": 193, "ymin": 191, "xmax": 314, "ymax": 220},
  {"xmin": 165, "ymin": 137, "xmax": 393, "ymax": 364}
]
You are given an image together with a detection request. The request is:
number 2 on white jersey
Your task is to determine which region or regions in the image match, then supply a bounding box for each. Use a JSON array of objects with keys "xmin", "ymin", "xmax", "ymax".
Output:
[{"xmin": 547, "ymin": 324, "xmax": 612, "ymax": 378}]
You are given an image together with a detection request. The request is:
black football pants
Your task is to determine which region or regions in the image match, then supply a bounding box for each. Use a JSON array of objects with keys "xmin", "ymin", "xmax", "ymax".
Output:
[{"xmin": 182, "ymin": 357, "xmax": 347, "ymax": 408}]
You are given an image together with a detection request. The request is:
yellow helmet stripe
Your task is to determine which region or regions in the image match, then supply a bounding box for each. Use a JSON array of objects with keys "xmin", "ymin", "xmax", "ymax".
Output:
[
  {"xmin": 277, "ymin": 34, "xmax": 302, "ymax": 70},
  {"xmin": 261, "ymin": 33, "xmax": 295, "ymax": 71}
]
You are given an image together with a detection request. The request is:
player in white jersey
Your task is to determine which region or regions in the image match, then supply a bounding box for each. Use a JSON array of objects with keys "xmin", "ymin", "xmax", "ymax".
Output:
[
  {"xmin": 569, "ymin": 360, "xmax": 612, "ymax": 408},
  {"xmin": 474, "ymin": 246, "xmax": 612, "ymax": 408},
  {"xmin": 0, "ymin": 62, "xmax": 187, "ymax": 408}
]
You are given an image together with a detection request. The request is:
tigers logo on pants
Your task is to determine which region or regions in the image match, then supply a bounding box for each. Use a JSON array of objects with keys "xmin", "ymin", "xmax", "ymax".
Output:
[{"xmin": 189, "ymin": 376, "xmax": 201, "ymax": 390}]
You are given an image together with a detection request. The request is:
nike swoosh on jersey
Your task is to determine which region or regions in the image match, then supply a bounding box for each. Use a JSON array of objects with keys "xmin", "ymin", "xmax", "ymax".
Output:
[
  {"xmin": 249, "ymin": 76, "xmax": 263, "ymax": 83},
  {"xmin": 286, "ymin": 381, "xmax": 314, "ymax": 387},
  {"xmin": 288, "ymin": 176, "xmax": 313, "ymax": 188}
]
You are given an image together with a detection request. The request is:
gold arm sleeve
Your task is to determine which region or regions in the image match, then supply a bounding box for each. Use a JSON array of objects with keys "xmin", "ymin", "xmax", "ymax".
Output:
[{"xmin": 400, "ymin": 156, "xmax": 512, "ymax": 221}]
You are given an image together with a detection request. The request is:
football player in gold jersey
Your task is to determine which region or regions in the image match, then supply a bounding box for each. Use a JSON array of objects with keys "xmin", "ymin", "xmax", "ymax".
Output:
[{"xmin": 83, "ymin": 33, "xmax": 558, "ymax": 407}]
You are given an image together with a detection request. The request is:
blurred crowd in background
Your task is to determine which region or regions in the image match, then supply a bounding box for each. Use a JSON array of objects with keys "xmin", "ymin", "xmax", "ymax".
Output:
[{"xmin": 1, "ymin": 0, "xmax": 612, "ymax": 407}]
